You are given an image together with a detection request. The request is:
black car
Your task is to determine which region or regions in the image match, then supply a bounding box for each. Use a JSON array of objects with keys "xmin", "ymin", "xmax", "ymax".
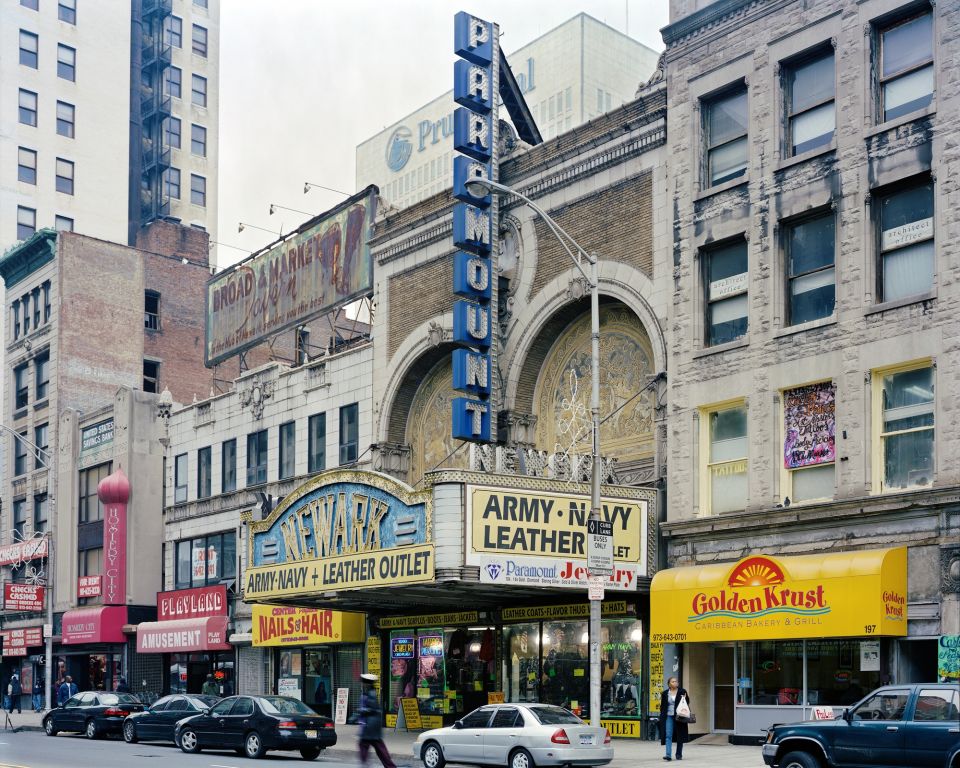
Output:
[
  {"xmin": 43, "ymin": 691, "xmax": 145, "ymax": 739},
  {"xmin": 174, "ymin": 694, "xmax": 337, "ymax": 760},
  {"xmin": 762, "ymin": 683, "xmax": 960, "ymax": 768},
  {"xmin": 123, "ymin": 693, "xmax": 220, "ymax": 744}
]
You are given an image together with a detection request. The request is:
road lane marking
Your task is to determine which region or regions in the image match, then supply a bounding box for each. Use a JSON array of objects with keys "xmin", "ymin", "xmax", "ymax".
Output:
[{"xmin": 210, "ymin": 764, "xmax": 243, "ymax": 768}]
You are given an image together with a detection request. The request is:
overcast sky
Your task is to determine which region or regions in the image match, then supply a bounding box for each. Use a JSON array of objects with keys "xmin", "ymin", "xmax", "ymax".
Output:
[{"xmin": 216, "ymin": 0, "xmax": 670, "ymax": 267}]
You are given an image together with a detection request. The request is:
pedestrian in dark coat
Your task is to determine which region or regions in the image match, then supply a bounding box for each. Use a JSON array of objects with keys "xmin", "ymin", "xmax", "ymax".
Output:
[
  {"xmin": 358, "ymin": 673, "xmax": 396, "ymax": 768},
  {"xmin": 659, "ymin": 676, "xmax": 690, "ymax": 761},
  {"xmin": 8, "ymin": 673, "xmax": 22, "ymax": 714}
]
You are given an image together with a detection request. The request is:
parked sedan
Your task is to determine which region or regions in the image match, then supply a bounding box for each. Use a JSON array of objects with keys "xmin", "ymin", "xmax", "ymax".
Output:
[
  {"xmin": 413, "ymin": 703, "xmax": 613, "ymax": 768},
  {"xmin": 43, "ymin": 691, "xmax": 145, "ymax": 739},
  {"xmin": 123, "ymin": 693, "xmax": 219, "ymax": 744},
  {"xmin": 174, "ymin": 694, "xmax": 336, "ymax": 760}
]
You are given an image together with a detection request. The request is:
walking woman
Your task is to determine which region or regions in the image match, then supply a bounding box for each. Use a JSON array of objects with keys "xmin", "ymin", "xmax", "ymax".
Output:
[{"xmin": 659, "ymin": 676, "xmax": 690, "ymax": 761}]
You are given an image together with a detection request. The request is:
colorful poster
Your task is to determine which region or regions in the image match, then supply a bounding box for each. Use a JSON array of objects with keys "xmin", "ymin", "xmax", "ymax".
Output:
[
  {"xmin": 939, "ymin": 635, "xmax": 960, "ymax": 682},
  {"xmin": 784, "ymin": 382, "xmax": 836, "ymax": 468}
]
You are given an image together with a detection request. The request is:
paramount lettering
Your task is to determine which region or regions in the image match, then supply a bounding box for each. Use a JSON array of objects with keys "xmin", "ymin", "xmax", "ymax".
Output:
[{"xmin": 691, "ymin": 586, "xmax": 826, "ymax": 615}]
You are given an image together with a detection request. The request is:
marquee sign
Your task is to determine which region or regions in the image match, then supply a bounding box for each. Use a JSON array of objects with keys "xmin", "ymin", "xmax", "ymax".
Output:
[
  {"xmin": 450, "ymin": 11, "xmax": 499, "ymax": 443},
  {"xmin": 244, "ymin": 470, "xmax": 434, "ymax": 600}
]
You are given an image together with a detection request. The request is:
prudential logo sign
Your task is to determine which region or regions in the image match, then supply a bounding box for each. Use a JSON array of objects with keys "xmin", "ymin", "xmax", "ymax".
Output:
[{"xmin": 385, "ymin": 126, "xmax": 413, "ymax": 172}]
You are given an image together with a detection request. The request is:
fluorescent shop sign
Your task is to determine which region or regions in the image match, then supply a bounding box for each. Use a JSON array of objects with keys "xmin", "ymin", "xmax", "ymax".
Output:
[
  {"xmin": 650, "ymin": 547, "xmax": 907, "ymax": 643},
  {"xmin": 450, "ymin": 11, "xmax": 498, "ymax": 443}
]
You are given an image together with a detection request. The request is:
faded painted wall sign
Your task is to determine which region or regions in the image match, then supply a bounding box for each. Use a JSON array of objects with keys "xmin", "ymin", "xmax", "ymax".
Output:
[
  {"xmin": 784, "ymin": 382, "xmax": 836, "ymax": 469},
  {"xmin": 205, "ymin": 187, "xmax": 377, "ymax": 366}
]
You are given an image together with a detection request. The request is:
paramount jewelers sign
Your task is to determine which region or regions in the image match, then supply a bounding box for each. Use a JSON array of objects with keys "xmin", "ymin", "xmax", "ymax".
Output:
[{"xmin": 245, "ymin": 471, "xmax": 434, "ymax": 600}]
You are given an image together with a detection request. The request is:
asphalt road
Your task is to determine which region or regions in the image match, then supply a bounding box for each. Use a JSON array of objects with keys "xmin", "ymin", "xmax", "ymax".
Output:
[{"xmin": 0, "ymin": 731, "xmax": 364, "ymax": 768}]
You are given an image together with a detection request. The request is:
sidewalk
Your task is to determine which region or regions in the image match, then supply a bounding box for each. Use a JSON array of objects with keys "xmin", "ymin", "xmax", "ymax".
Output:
[{"xmin": 4, "ymin": 710, "xmax": 765, "ymax": 767}]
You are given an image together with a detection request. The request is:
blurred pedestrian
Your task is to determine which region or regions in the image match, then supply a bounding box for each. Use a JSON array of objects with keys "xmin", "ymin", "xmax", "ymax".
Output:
[
  {"xmin": 8, "ymin": 672, "xmax": 22, "ymax": 714},
  {"xmin": 33, "ymin": 675, "xmax": 44, "ymax": 712},
  {"xmin": 115, "ymin": 676, "xmax": 130, "ymax": 693},
  {"xmin": 358, "ymin": 673, "xmax": 395, "ymax": 768}
]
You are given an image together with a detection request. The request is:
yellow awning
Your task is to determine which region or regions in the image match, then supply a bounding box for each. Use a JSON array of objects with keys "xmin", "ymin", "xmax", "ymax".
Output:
[
  {"xmin": 252, "ymin": 606, "xmax": 366, "ymax": 647},
  {"xmin": 650, "ymin": 547, "xmax": 907, "ymax": 643}
]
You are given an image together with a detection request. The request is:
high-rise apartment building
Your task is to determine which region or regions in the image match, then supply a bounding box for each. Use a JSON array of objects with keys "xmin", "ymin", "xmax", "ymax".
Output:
[{"xmin": 0, "ymin": 0, "xmax": 220, "ymax": 249}]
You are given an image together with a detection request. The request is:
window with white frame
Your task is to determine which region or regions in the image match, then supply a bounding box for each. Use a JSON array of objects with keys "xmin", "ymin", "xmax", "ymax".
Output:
[
  {"xmin": 19, "ymin": 89, "xmax": 37, "ymax": 126},
  {"xmin": 190, "ymin": 174, "xmax": 206, "ymax": 206},
  {"xmin": 56, "ymin": 158, "xmax": 74, "ymax": 194},
  {"xmin": 875, "ymin": 363, "xmax": 934, "ymax": 492},
  {"xmin": 704, "ymin": 403, "xmax": 748, "ymax": 514},
  {"xmin": 17, "ymin": 207, "xmax": 36, "ymax": 240},
  {"xmin": 247, "ymin": 429, "xmax": 268, "ymax": 485},
  {"xmin": 785, "ymin": 211, "xmax": 835, "ymax": 325},
  {"xmin": 192, "ymin": 74, "xmax": 207, "ymax": 107},
  {"xmin": 703, "ymin": 240, "xmax": 748, "ymax": 346},
  {"xmin": 57, "ymin": 44, "xmax": 76, "ymax": 81},
  {"xmin": 783, "ymin": 382, "xmax": 836, "ymax": 503},
  {"xmin": 877, "ymin": 180, "xmax": 933, "ymax": 302},
  {"xmin": 174, "ymin": 452, "xmax": 188, "ymax": 503},
  {"xmin": 18, "ymin": 147, "xmax": 37, "ymax": 184},
  {"xmin": 279, "ymin": 421, "xmax": 295, "ymax": 480},
  {"xmin": 20, "ymin": 30, "xmax": 38, "ymax": 68},
  {"xmin": 59, "ymin": 0, "xmax": 77, "ymax": 24},
  {"xmin": 57, "ymin": 101, "xmax": 75, "ymax": 138},
  {"xmin": 877, "ymin": 10, "xmax": 933, "ymax": 123},
  {"xmin": 704, "ymin": 85, "xmax": 748, "ymax": 186},
  {"xmin": 784, "ymin": 48, "xmax": 835, "ymax": 156},
  {"xmin": 339, "ymin": 403, "xmax": 359, "ymax": 465},
  {"xmin": 197, "ymin": 446, "xmax": 212, "ymax": 499},
  {"xmin": 222, "ymin": 439, "xmax": 237, "ymax": 492},
  {"xmin": 193, "ymin": 24, "xmax": 208, "ymax": 57},
  {"xmin": 191, "ymin": 124, "xmax": 206, "ymax": 156}
]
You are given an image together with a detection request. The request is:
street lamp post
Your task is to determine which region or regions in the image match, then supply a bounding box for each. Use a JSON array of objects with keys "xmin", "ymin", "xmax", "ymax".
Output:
[
  {"xmin": 465, "ymin": 178, "xmax": 604, "ymax": 726},
  {"xmin": 0, "ymin": 424, "xmax": 54, "ymax": 711}
]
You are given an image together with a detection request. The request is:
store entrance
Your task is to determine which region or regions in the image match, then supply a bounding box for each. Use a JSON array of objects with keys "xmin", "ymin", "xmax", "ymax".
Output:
[{"xmin": 713, "ymin": 646, "xmax": 735, "ymax": 731}]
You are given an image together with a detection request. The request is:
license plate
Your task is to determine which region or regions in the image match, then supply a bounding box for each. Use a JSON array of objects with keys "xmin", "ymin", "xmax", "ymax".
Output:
[
  {"xmin": 579, "ymin": 735, "xmax": 593, "ymax": 745},
  {"xmin": 305, "ymin": 730, "xmax": 318, "ymax": 739}
]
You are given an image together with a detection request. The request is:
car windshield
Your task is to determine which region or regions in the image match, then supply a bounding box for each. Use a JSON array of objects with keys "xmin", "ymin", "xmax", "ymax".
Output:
[
  {"xmin": 100, "ymin": 693, "xmax": 139, "ymax": 706},
  {"xmin": 527, "ymin": 706, "xmax": 583, "ymax": 725},
  {"xmin": 192, "ymin": 695, "xmax": 219, "ymax": 708},
  {"xmin": 258, "ymin": 696, "xmax": 317, "ymax": 715}
]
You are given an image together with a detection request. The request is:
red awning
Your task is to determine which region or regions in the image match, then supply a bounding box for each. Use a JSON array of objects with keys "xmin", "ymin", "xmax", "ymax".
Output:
[
  {"xmin": 62, "ymin": 606, "xmax": 128, "ymax": 645},
  {"xmin": 136, "ymin": 615, "xmax": 231, "ymax": 653}
]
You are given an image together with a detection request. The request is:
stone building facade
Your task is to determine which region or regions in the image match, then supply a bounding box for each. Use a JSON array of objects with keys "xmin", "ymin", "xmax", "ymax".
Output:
[{"xmin": 657, "ymin": 0, "xmax": 960, "ymax": 738}]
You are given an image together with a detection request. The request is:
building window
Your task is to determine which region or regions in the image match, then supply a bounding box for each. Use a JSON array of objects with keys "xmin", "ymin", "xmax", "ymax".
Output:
[
  {"xmin": 164, "ymin": 116, "xmax": 181, "ymax": 149},
  {"xmin": 785, "ymin": 49, "xmax": 835, "ymax": 156},
  {"xmin": 20, "ymin": 30, "xmax": 38, "ymax": 68},
  {"xmin": 34, "ymin": 423, "xmax": 48, "ymax": 469},
  {"xmin": 13, "ymin": 499, "xmax": 27, "ymax": 540},
  {"xmin": 877, "ymin": 180, "xmax": 934, "ymax": 302},
  {"xmin": 246, "ymin": 429, "xmax": 268, "ymax": 486},
  {"xmin": 35, "ymin": 351, "xmax": 49, "ymax": 400},
  {"xmin": 190, "ymin": 174, "xmax": 206, "ymax": 206},
  {"xmin": 144, "ymin": 290, "xmax": 160, "ymax": 330},
  {"xmin": 704, "ymin": 86, "xmax": 748, "ymax": 186},
  {"xmin": 222, "ymin": 439, "xmax": 237, "ymax": 493},
  {"xmin": 34, "ymin": 493, "xmax": 48, "ymax": 533},
  {"xmin": 783, "ymin": 382, "xmax": 836, "ymax": 503},
  {"xmin": 22, "ymin": 293, "xmax": 31, "ymax": 334},
  {"xmin": 704, "ymin": 240, "xmax": 748, "ymax": 346},
  {"xmin": 14, "ymin": 433, "xmax": 28, "ymax": 476},
  {"xmin": 308, "ymin": 413, "xmax": 326, "ymax": 473},
  {"xmin": 143, "ymin": 359, "xmax": 159, "ymax": 393},
  {"xmin": 21, "ymin": 0, "xmax": 39, "ymax": 10},
  {"xmin": 14, "ymin": 363, "xmax": 29, "ymax": 409},
  {"xmin": 785, "ymin": 211, "xmax": 835, "ymax": 325},
  {"xmin": 17, "ymin": 206, "xmax": 36, "ymax": 240},
  {"xmin": 56, "ymin": 158, "xmax": 74, "ymax": 195},
  {"xmin": 175, "ymin": 532, "xmax": 236, "ymax": 590},
  {"xmin": 78, "ymin": 548, "xmax": 102, "ymax": 604},
  {"xmin": 192, "ymin": 74, "xmax": 207, "ymax": 107},
  {"xmin": 279, "ymin": 421, "xmax": 295, "ymax": 480},
  {"xmin": 18, "ymin": 147, "xmax": 37, "ymax": 184},
  {"xmin": 339, "ymin": 403, "xmax": 359, "ymax": 465},
  {"xmin": 43, "ymin": 280, "xmax": 51, "ymax": 320},
  {"xmin": 19, "ymin": 89, "xmax": 38, "ymax": 126},
  {"xmin": 12, "ymin": 301, "xmax": 21, "ymax": 339},
  {"xmin": 191, "ymin": 124, "xmax": 206, "ymax": 156},
  {"xmin": 32, "ymin": 287, "xmax": 41, "ymax": 327},
  {"xmin": 174, "ymin": 453, "xmax": 188, "ymax": 503},
  {"xmin": 878, "ymin": 11, "xmax": 933, "ymax": 123},
  {"xmin": 192, "ymin": 24, "xmax": 208, "ymax": 57},
  {"xmin": 79, "ymin": 462, "xmax": 111, "ymax": 522},
  {"xmin": 59, "ymin": 0, "xmax": 77, "ymax": 24},
  {"xmin": 704, "ymin": 403, "xmax": 748, "ymax": 514},
  {"xmin": 164, "ymin": 15, "xmax": 182, "ymax": 48},
  {"xmin": 197, "ymin": 446, "xmax": 212, "ymax": 499},
  {"xmin": 56, "ymin": 101, "xmax": 75, "ymax": 138},
  {"xmin": 57, "ymin": 44, "xmax": 76, "ymax": 81},
  {"xmin": 194, "ymin": 0, "xmax": 208, "ymax": 7},
  {"xmin": 875, "ymin": 363, "xmax": 934, "ymax": 492},
  {"xmin": 165, "ymin": 66, "xmax": 182, "ymax": 99},
  {"xmin": 55, "ymin": 215, "xmax": 73, "ymax": 232},
  {"xmin": 164, "ymin": 167, "xmax": 181, "ymax": 199}
]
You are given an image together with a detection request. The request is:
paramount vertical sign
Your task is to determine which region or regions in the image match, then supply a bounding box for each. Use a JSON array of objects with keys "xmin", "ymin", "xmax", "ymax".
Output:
[{"xmin": 450, "ymin": 12, "xmax": 498, "ymax": 443}]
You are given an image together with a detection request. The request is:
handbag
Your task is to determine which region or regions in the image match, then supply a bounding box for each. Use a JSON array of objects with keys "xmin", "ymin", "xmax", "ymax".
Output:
[{"xmin": 675, "ymin": 694, "xmax": 696, "ymax": 723}]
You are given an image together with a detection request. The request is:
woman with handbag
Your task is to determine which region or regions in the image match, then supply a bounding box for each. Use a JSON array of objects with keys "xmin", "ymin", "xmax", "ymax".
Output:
[{"xmin": 659, "ymin": 676, "xmax": 691, "ymax": 761}]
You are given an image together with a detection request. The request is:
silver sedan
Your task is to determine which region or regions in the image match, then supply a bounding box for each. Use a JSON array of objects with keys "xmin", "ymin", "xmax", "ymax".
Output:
[{"xmin": 413, "ymin": 703, "xmax": 613, "ymax": 768}]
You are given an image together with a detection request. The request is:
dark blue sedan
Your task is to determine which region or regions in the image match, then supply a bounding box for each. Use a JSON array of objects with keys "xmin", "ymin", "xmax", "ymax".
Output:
[{"xmin": 123, "ymin": 693, "xmax": 219, "ymax": 744}]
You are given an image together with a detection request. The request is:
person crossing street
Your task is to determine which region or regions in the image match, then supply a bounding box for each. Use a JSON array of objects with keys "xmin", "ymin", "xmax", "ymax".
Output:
[{"xmin": 358, "ymin": 673, "xmax": 397, "ymax": 768}]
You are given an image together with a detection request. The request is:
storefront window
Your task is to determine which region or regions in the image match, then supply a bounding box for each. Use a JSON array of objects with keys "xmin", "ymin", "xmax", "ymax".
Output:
[
  {"xmin": 807, "ymin": 639, "xmax": 881, "ymax": 706},
  {"xmin": 600, "ymin": 618, "xmax": 642, "ymax": 721},
  {"xmin": 168, "ymin": 652, "xmax": 234, "ymax": 695},
  {"xmin": 738, "ymin": 641, "xmax": 803, "ymax": 705},
  {"xmin": 304, "ymin": 650, "xmax": 331, "ymax": 716},
  {"xmin": 503, "ymin": 623, "xmax": 540, "ymax": 703},
  {"xmin": 541, "ymin": 621, "xmax": 589, "ymax": 715}
]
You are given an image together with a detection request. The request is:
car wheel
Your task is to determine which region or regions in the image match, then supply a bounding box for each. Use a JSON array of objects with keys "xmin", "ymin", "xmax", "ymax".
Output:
[
  {"xmin": 123, "ymin": 721, "xmax": 138, "ymax": 743},
  {"xmin": 779, "ymin": 751, "xmax": 822, "ymax": 768},
  {"xmin": 85, "ymin": 719, "xmax": 99, "ymax": 740},
  {"xmin": 422, "ymin": 741, "xmax": 446, "ymax": 768},
  {"xmin": 510, "ymin": 748, "xmax": 535, "ymax": 768},
  {"xmin": 179, "ymin": 728, "xmax": 201, "ymax": 754},
  {"xmin": 300, "ymin": 746, "xmax": 322, "ymax": 760},
  {"xmin": 245, "ymin": 730, "xmax": 266, "ymax": 759},
  {"xmin": 43, "ymin": 717, "xmax": 58, "ymax": 736}
]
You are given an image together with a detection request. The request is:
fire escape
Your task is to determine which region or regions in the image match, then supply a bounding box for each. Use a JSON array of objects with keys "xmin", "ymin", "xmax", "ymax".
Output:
[{"xmin": 140, "ymin": 0, "xmax": 174, "ymax": 224}]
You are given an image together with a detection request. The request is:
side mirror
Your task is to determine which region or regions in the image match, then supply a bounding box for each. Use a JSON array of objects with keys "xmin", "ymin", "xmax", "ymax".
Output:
[
  {"xmin": 842, "ymin": 708, "xmax": 851, "ymax": 722},
  {"xmin": 452, "ymin": 720, "xmax": 463, "ymax": 730}
]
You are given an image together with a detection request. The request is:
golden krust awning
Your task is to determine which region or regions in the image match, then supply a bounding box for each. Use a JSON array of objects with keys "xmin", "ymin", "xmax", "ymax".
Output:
[{"xmin": 650, "ymin": 547, "xmax": 907, "ymax": 643}]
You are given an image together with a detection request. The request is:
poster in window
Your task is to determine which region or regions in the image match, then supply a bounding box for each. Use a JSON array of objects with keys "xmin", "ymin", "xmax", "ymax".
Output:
[
  {"xmin": 192, "ymin": 544, "xmax": 218, "ymax": 580},
  {"xmin": 860, "ymin": 640, "xmax": 880, "ymax": 672},
  {"xmin": 784, "ymin": 382, "xmax": 836, "ymax": 469}
]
